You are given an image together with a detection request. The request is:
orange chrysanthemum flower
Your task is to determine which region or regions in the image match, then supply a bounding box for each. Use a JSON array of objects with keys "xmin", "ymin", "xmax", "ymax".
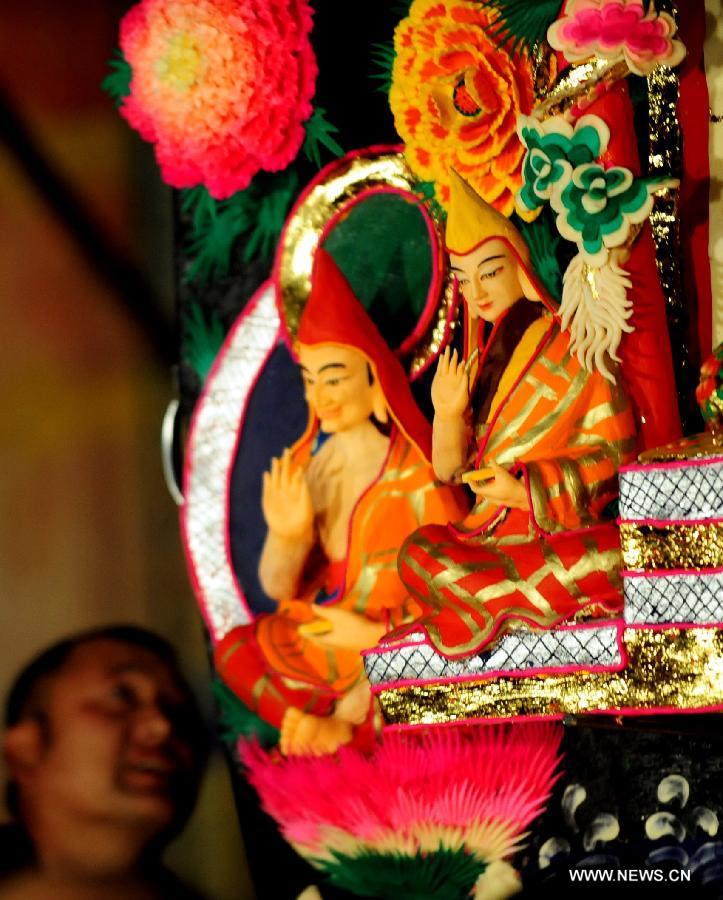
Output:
[{"xmin": 390, "ymin": 0, "xmax": 538, "ymax": 215}]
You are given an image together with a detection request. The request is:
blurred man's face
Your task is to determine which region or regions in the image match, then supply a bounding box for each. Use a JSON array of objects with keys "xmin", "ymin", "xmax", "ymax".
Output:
[{"xmin": 19, "ymin": 640, "xmax": 201, "ymax": 837}]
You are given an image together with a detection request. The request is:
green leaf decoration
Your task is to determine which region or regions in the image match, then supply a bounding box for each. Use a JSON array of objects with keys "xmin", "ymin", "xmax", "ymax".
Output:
[
  {"xmin": 101, "ymin": 49, "xmax": 132, "ymax": 107},
  {"xmin": 480, "ymin": 0, "xmax": 565, "ymax": 55},
  {"xmin": 414, "ymin": 180, "xmax": 447, "ymax": 222},
  {"xmin": 182, "ymin": 172, "xmax": 299, "ymax": 284},
  {"xmin": 392, "ymin": 0, "xmax": 414, "ymax": 16},
  {"xmin": 316, "ymin": 846, "xmax": 487, "ymax": 900},
  {"xmin": 242, "ymin": 171, "xmax": 299, "ymax": 263},
  {"xmin": 368, "ymin": 1, "xmax": 414, "ymax": 95},
  {"xmin": 370, "ymin": 41, "xmax": 397, "ymax": 94},
  {"xmin": 181, "ymin": 185, "xmax": 219, "ymax": 236},
  {"xmin": 182, "ymin": 299, "xmax": 226, "ymax": 383},
  {"xmin": 213, "ymin": 679, "xmax": 279, "ymax": 749},
  {"xmin": 519, "ymin": 210, "xmax": 563, "ymax": 302},
  {"xmin": 303, "ymin": 107, "xmax": 344, "ymax": 169},
  {"xmin": 183, "ymin": 188, "xmax": 255, "ymax": 284}
]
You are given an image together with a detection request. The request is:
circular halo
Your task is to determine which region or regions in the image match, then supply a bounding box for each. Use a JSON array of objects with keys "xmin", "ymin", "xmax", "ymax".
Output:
[{"xmin": 273, "ymin": 147, "xmax": 453, "ymax": 368}]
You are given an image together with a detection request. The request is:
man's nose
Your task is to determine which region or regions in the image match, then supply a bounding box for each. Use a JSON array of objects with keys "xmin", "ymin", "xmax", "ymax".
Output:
[{"xmin": 132, "ymin": 704, "xmax": 174, "ymax": 746}]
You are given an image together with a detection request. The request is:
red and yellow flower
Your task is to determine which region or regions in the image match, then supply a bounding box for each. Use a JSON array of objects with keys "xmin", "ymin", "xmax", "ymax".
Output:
[
  {"xmin": 389, "ymin": 0, "xmax": 539, "ymax": 215},
  {"xmin": 701, "ymin": 357, "xmax": 721, "ymax": 381},
  {"xmin": 119, "ymin": 0, "xmax": 317, "ymax": 199},
  {"xmin": 697, "ymin": 377, "xmax": 717, "ymax": 407},
  {"xmin": 696, "ymin": 345, "xmax": 723, "ymax": 425}
]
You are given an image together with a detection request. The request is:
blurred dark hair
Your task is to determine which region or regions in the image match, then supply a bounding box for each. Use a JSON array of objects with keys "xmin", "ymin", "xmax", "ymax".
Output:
[
  {"xmin": 5, "ymin": 625, "xmax": 188, "ymax": 726},
  {"xmin": 4, "ymin": 625, "xmax": 208, "ymax": 826}
]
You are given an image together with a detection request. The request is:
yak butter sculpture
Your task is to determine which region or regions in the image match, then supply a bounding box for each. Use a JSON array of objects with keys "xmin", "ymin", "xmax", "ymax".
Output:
[
  {"xmin": 215, "ymin": 249, "xmax": 467, "ymax": 754},
  {"xmin": 394, "ymin": 171, "xmax": 638, "ymax": 657}
]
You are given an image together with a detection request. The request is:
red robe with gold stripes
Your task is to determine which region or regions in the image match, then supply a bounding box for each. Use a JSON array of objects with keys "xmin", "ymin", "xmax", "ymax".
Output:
[{"xmin": 396, "ymin": 312, "xmax": 637, "ymax": 658}]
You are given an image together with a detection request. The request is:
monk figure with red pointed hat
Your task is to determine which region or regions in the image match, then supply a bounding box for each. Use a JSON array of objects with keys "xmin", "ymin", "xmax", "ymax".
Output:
[
  {"xmin": 215, "ymin": 248, "xmax": 467, "ymax": 755},
  {"xmin": 393, "ymin": 171, "xmax": 639, "ymax": 659}
]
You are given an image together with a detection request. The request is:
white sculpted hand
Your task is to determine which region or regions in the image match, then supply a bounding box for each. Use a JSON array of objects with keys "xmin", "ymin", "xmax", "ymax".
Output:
[
  {"xmin": 262, "ymin": 448, "xmax": 314, "ymax": 541},
  {"xmin": 471, "ymin": 461, "xmax": 529, "ymax": 511},
  {"xmin": 431, "ymin": 347, "xmax": 469, "ymax": 420}
]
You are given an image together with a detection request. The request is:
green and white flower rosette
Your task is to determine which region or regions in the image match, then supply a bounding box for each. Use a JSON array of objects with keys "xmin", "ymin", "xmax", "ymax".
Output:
[
  {"xmin": 515, "ymin": 112, "xmax": 677, "ymax": 380},
  {"xmin": 516, "ymin": 113, "xmax": 675, "ymax": 265},
  {"xmin": 550, "ymin": 162, "xmax": 674, "ymax": 267},
  {"xmin": 516, "ymin": 114, "xmax": 610, "ymax": 222}
]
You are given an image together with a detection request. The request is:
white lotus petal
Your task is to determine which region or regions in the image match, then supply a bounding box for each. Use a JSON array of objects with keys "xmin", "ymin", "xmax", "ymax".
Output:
[
  {"xmin": 583, "ymin": 813, "xmax": 620, "ymax": 851},
  {"xmin": 539, "ymin": 837, "xmax": 571, "ymax": 869},
  {"xmin": 691, "ymin": 806, "xmax": 719, "ymax": 836},
  {"xmin": 645, "ymin": 811, "xmax": 686, "ymax": 842},
  {"xmin": 562, "ymin": 784, "xmax": 587, "ymax": 831},
  {"xmin": 657, "ymin": 774, "xmax": 690, "ymax": 809}
]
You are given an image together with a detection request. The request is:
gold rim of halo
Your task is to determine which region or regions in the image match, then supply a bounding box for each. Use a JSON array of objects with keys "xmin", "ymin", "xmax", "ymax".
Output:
[{"xmin": 274, "ymin": 149, "xmax": 447, "ymax": 349}]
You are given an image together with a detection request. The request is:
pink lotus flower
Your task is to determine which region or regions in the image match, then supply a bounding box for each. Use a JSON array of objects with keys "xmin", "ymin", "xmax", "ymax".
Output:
[
  {"xmin": 548, "ymin": 0, "xmax": 685, "ymax": 77},
  {"xmin": 240, "ymin": 723, "xmax": 562, "ymax": 864},
  {"xmin": 119, "ymin": 0, "xmax": 317, "ymax": 198}
]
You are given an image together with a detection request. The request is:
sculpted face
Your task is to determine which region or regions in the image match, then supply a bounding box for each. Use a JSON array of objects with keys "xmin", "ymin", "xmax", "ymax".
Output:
[
  {"xmin": 450, "ymin": 238, "xmax": 525, "ymax": 323},
  {"xmin": 298, "ymin": 343, "xmax": 380, "ymax": 433}
]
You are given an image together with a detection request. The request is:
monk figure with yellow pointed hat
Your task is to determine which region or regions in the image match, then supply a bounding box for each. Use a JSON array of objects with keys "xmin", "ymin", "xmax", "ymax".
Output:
[
  {"xmin": 392, "ymin": 172, "xmax": 638, "ymax": 658},
  {"xmin": 215, "ymin": 248, "xmax": 467, "ymax": 754}
]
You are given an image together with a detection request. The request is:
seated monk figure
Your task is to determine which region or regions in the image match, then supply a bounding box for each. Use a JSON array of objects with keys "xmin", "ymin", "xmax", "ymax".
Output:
[
  {"xmin": 215, "ymin": 248, "xmax": 467, "ymax": 754},
  {"xmin": 394, "ymin": 171, "xmax": 638, "ymax": 658}
]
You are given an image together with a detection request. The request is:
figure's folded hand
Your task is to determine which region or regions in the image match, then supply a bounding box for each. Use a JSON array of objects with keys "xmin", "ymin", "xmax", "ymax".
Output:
[
  {"xmin": 301, "ymin": 606, "xmax": 387, "ymax": 652},
  {"xmin": 471, "ymin": 460, "xmax": 529, "ymax": 511}
]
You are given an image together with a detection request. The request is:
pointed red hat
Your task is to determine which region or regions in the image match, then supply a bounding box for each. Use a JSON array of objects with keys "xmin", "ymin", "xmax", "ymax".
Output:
[{"xmin": 297, "ymin": 248, "xmax": 432, "ymax": 462}]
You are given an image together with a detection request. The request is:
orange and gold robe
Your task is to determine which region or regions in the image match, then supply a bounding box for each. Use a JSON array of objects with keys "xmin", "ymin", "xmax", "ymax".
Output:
[
  {"xmin": 396, "ymin": 312, "xmax": 638, "ymax": 658},
  {"xmin": 216, "ymin": 429, "xmax": 467, "ymax": 729}
]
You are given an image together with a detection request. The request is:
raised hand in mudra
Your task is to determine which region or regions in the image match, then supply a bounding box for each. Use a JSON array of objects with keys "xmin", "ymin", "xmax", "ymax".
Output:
[
  {"xmin": 431, "ymin": 347, "xmax": 469, "ymax": 420},
  {"xmin": 262, "ymin": 448, "xmax": 314, "ymax": 542}
]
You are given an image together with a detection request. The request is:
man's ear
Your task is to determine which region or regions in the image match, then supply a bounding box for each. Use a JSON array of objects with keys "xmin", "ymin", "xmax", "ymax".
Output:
[{"xmin": 3, "ymin": 721, "xmax": 43, "ymax": 779}]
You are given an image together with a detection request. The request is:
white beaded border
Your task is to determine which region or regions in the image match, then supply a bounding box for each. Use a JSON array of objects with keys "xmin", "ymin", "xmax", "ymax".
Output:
[{"xmin": 181, "ymin": 283, "xmax": 280, "ymax": 643}]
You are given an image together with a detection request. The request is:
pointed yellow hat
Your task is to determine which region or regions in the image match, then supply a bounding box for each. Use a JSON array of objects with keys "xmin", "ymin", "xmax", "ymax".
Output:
[{"xmin": 445, "ymin": 169, "xmax": 530, "ymax": 261}]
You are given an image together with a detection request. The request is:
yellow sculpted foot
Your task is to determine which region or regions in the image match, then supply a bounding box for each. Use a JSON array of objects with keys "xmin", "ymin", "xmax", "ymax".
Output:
[
  {"xmin": 333, "ymin": 679, "xmax": 372, "ymax": 725},
  {"xmin": 280, "ymin": 708, "xmax": 353, "ymax": 756}
]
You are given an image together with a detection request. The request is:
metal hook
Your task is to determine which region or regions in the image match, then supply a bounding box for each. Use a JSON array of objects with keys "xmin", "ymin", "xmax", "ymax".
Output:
[{"xmin": 161, "ymin": 397, "xmax": 184, "ymax": 506}]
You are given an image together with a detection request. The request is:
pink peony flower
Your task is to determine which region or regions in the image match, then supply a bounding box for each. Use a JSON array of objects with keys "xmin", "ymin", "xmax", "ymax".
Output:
[
  {"xmin": 548, "ymin": 0, "xmax": 685, "ymax": 77},
  {"xmin": 119, "ymin": 0, "xmax": 317, "ymax": 198}
]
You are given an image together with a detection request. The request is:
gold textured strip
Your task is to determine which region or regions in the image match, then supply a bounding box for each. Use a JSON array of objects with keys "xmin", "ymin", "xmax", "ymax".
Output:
[
  {"xmin": 646, "ymin": 2, "xmax": 688, "ymax": 423},
  {"xmin": 409, "ymin": 276, "xmax": 461, "ymax": 377},
  {"xmin": 620, "ymin": 521, "xmax": 723, "ymax": 570},
  {"xmin": 638, "ymin": 431, "xmax": 723, "ymax": 462},
  {"xmin": 376, "ymin": 627, "xmax": 723, "ymax": 725},
  {"xmin": 534, "ymin": 57, "xmax": 629, "ymax": 121}
]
